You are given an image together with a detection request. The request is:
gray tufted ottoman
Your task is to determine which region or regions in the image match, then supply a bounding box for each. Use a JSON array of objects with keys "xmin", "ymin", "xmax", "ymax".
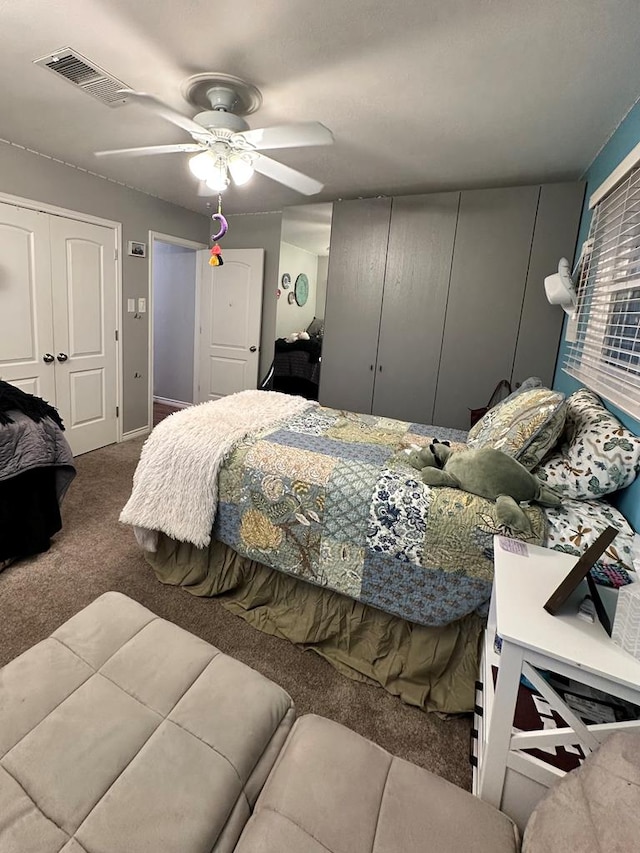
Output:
[
  {"xmin": 235, "ymin": 714, "xmax": 519, "ymax": 853},
  {"xmin": 3, "ymin": 591, "xmax": 637, "ymax": 853},
  {"xmin": 0, "ymin": 592, "xmax": 295, "ymax": 853}
]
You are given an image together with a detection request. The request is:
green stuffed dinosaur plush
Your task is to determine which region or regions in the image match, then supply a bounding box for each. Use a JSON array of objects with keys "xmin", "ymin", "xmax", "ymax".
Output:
[{"xmin": 408, "ymin": 443, "xmax": 561, "ymax": 534}]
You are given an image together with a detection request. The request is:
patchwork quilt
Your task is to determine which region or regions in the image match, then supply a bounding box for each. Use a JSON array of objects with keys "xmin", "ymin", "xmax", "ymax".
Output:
[{"xmin": 215, "ymin": 406, "xmax": 546, "ymax": 627}]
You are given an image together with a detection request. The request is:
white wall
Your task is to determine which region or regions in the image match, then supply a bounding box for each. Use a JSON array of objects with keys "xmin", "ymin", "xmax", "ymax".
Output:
[
  {"xmin": 0, "ymin": 141, "xmax": 209, "ymax": 433},
  {"xmin": 276, "ymin": 242, "xmax": 319, "ymax": 338},
  {"xmin": 153, "ymin": 242, "xmax": 196, "ymax": 404}
]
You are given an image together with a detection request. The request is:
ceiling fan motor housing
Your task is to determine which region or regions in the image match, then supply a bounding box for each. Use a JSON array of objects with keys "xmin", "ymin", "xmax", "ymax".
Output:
[{"xmin": 194, "ymin": 110, "xmax": 249, "ymax": 135}]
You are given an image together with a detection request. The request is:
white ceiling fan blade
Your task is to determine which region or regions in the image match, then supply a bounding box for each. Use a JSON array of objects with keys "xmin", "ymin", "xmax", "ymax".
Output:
[
  {"xmin": 119, "ymin": 90, "xmax": 209, "ymax": 137},
  {"xmin": 95, "ymin": 143, "xmax": 203, "ymax": 157},
  {"xmin": 253, "ymin": 154, "xmax": 324, "ymax": 195},
  {"xmin": 239, "ymin": 122, "xmax": 333, "ymax": 151}
]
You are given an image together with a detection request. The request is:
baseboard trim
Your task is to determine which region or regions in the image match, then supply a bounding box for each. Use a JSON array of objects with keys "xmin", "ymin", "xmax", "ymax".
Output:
[
  {"xmin": 121, "ymin": 426, "xmax": 151, "ymax": 442},
  {"xmin": 153, "ymin": 396, "xmax": 192, "ymax": 409}
]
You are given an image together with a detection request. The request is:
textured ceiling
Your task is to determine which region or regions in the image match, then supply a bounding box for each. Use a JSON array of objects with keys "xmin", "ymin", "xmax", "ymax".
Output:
[
  {"xmin": 281, "ymin": 203, "xmax": 333, "ymax": 256},
  {"xmin": 1, "ymin": 0, "xmax": 640, "ymax": 215}
]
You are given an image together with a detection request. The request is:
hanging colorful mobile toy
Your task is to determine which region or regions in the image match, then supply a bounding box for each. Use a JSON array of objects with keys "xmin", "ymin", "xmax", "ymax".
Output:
[{"xmin": 209, "ymin": 194, "xmax": 228, "ymax": 266}]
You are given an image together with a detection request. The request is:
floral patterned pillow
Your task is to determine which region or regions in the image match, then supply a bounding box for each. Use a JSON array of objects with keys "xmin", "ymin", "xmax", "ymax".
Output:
[
  {"xmin": 534, "ymin": 389, "xmax": 640, "ymax": 499},
  {"xmin": 467, "ymin": 388, "xmax": 567, "ymax": 470},
  {"xmin": 545, "ymin": 497, "xmax": 636, "ymax": 586}
]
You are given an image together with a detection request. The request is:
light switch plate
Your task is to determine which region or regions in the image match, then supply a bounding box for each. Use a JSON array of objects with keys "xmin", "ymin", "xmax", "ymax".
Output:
[
  {"xmin": 138, "ymin": 298, "xmax": 146, "ymax": 313},
  {"xmin": 127, "ymin": 298, "xmax": 135, "ymax": 313}
]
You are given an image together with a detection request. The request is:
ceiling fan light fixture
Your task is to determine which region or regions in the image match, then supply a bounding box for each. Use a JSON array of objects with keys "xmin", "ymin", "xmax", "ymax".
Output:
[
  {"xmin": 206, "ymin": 158, "xmax": 230, "ymax": 192},
  {"xmin": 228, "ymin": 152, "xmax": 255, "ymax": 186},
  {"xmin": 188, "ymin": 150, "xmax": 215, "ymax": 180}
]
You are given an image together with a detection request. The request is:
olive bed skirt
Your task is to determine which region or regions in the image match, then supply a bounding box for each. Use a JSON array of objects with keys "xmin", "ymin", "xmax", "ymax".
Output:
[{"xmin": 146, "ymin": 534, "xmax": 484, "ymax": 714}]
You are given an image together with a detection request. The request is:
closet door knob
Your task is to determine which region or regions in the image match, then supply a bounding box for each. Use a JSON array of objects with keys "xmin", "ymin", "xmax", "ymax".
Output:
[
  {"xmin": 56, "ymin": 352, "xmax": 69, "ymax": 362},
  {"xmin": 43, "ymin": 353, "xmax": 54, "ymax": 363},
  {"xmin": 249, "ymin": 346, "xmax": 257, "ymax": 352}
]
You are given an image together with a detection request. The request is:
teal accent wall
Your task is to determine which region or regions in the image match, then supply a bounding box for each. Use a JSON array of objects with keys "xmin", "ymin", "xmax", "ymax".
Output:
[{"xmin": 554, "ymin": 99, "xmax": 640, "ymax": 531}]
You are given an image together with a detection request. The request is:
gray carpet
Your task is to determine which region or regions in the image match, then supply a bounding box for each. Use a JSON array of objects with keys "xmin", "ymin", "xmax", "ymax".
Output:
[{"xmin": 0, "ymin": 438, "xmax": 472, "ymax": 790}]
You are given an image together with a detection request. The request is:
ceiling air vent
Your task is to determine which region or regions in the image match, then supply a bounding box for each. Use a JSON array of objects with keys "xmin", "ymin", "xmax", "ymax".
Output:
[{"xmin": 33, "ymin": 48, "xmax": 129, "ymax": 107}]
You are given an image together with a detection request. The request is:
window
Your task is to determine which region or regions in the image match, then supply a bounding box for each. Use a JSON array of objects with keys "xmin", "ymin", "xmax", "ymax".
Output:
[
  {"xmin": 564, "ymin": 160, "xmax": 640, "ymax": 418},
  {"xmin": 603, "ymin": 287, "xmax": 640, "ymax": 373}
]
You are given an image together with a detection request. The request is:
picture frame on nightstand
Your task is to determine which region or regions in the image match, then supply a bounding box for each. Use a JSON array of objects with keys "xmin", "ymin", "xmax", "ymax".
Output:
[{"xmin": 543, "ymin": 526, "xmax": 618, "ymax": 635}]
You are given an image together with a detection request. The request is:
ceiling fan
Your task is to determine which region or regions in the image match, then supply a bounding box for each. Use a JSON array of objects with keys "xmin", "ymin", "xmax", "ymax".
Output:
[{"xmin": 95, "ymin": 73, "xmax": 333, "ymax": 195}]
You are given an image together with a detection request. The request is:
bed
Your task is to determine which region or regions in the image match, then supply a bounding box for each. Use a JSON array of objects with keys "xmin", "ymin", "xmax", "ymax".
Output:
[{"xmin": 121, "ymin": 384, "xmax": 640, "ymax": 714}]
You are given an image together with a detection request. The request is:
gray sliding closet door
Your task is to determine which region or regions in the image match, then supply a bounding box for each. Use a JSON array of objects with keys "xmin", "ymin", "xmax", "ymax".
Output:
[
  {"xmin": 319, "ymin": 198, "xmax": 391, "ymax": 412},
  {"xmin": 372, "ymin": 192, "xmax": 459, "ymax": 424},
  {"xmin": 433, "ymin": 186, "xmax": 539, "ymax": 430},
  {"xmin": 511, "ymin": 181, "xmax": 585, "ymax": 388}
]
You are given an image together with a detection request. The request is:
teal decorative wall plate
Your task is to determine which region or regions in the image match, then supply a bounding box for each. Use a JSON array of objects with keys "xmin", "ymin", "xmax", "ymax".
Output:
[{"xmin": 295, "ymin": 273, "xmax": 309, "ymax": 306}]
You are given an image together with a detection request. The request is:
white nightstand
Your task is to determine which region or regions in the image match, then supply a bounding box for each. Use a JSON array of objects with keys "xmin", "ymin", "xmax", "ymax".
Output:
[{"xmin": 472, "ymin": 536, "xmax": 640, "ymax": 832}]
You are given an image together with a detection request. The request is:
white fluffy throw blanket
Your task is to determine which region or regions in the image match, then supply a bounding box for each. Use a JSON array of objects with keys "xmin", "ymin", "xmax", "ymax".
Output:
[{"xmin": 120, "ymin": 390, "xmax": 316, "ymax": 550}]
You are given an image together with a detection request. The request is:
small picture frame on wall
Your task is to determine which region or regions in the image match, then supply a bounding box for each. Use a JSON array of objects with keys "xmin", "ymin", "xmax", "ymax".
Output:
[
  {"xmin": 287, "ymin": 292, "xmax": 296, "ymax": 304},
  {"xmin": 128, "ymin": 241, "xmax": 147, "ymax": 258}
]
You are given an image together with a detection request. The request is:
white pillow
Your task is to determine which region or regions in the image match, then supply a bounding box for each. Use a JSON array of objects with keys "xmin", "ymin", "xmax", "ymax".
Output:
[{"xmin": 535, "ymin": 389, "xmax": 640, "ymax": 499}]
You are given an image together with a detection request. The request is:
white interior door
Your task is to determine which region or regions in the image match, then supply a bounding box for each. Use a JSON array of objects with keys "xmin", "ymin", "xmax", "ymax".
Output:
[
  {"xmin": 49, "ymin": 215, "xmax": 118, "ymax": 455},
  {"xmin": 0, "ymin": 202, "xmax": 56, "ymax": 400},
  {"xmin": 196, "ymin": 248, "xmax": 264, "ymax": 402}
]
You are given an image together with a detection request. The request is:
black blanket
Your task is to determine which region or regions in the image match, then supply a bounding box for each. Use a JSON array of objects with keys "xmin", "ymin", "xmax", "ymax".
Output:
[
  {"xmin": 0, "ymin": 380, "xmax": 65, "ymax": 429},
  {"xmin": 274, "ymin": 337, "xmax": 322, "ymax": 363},
  {"xmin": 0, "ymin": 387, "xmax": 75, "ymax": 565}
]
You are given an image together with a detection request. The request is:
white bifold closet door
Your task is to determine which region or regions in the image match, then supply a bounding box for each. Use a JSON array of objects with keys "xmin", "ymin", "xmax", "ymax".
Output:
[
  {"xmin": 0, "ymin": 205, "xmax": 56, "ymax": 402},
  {"xmin": 0, "ymin": 201, "xmax": 117, "ymax": 455}
]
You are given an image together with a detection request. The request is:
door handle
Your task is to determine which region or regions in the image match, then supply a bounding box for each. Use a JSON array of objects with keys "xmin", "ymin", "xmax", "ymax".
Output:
[
  {"xmin": 43, "ymin": 353, "xmax": 54, "ymax": 363},
  {"xmin": 249, "ymin": 346, "xmax": 257, "ymax": 352},
  {"xmin": 56, "ymin": 352, "xmax": 69, "ymax": 362}
]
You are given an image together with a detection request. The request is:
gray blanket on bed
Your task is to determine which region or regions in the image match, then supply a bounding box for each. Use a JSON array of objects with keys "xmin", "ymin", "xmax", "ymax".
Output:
[{"xmin": 0, "ymin": 410, "xmax": 75, "ymax": 499}]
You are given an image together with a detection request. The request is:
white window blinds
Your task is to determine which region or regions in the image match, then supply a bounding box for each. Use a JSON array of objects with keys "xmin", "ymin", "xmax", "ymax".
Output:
[{"xmin": 564, "ymin": 161, "xmax": 640, "ymax": 418}]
